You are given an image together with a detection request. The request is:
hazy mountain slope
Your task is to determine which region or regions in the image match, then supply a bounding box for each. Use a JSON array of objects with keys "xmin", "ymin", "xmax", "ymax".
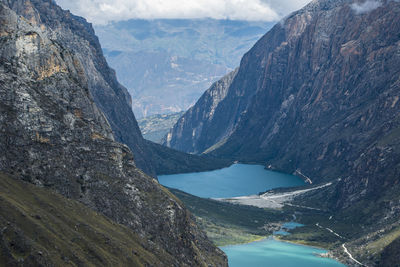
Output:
[
  {"xmin": 94, "ymin": 19, "xmax": 274, "ymax": 117},
  {"xmin": 164, "ymin": 69, "xmax": 239, "ymax": 153},
  {"xmin": 138, "ymin": 111, "xmax": 184, "ymax": 143},
  {"xmin": 0, "ymin": 1, "xmax": 227, "ymax": 265}
]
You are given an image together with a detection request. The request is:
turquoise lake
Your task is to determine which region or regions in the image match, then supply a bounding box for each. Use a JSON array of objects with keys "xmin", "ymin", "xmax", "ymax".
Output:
[
  {"xmin": 222, "ymin": 238, "xmax": 346, "ymax": 267},
  {"xmin": 158, "ymin": 164, "xmax": 306, "ymax": 198},
  {"xmin": 159, "ymin": 164, "xmax": 346, "ymax": 266}
]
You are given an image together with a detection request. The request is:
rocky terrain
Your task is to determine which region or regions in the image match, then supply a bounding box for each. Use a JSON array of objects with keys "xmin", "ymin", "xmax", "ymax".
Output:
[
  {"xmin": 0, "ymin": 0, "xmax": 227, "ymax": 265},
  {"xmin": 94, "ymin": 19, "xmax": 274, "ymax": 117},
  {"xmin": 3, "ymin": 0, "xmax": 158, "ymax": 176},
  {"xmin": 165, "ymin": 0, "xmax": 400, "ymax": 265}
]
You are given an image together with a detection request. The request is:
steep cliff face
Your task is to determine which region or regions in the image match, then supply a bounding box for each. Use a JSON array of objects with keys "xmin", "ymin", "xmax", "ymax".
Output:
[
  {"xmin": 4, "ymin": 0, "xmax": 156, "ymax": 176},
  {"xmin": 164, "ymin": 69, "xmax": 239, "ymax": 153},
  {"xmin": 166, "ymin": 0, "xmax": 400, "ymax": 207},
  {"xmin": 165, "ymin": 2, "xmax": 400, "ymax": 264},
  {"xmin": 0, "ymin": 1, "xmax": 227, "ymax": 266}
]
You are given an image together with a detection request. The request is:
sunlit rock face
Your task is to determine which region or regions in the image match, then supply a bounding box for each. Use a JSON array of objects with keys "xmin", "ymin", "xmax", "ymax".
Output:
[
  {"xmin": 3, "ymin": 0, "xmax": 158, "ymax": 176},
  {"xmin": 0, "ymin": 1, "xmax": 227, "ymax": 266}
]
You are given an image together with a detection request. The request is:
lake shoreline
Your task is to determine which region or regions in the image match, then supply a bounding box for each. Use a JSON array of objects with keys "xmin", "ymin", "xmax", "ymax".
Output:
[{"xmin": 161, "ymin": 164, "xmax": 346, "ymax": 266}]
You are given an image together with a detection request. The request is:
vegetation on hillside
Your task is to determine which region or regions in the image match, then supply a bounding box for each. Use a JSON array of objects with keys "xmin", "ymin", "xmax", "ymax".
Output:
[
  {"xmin": 146, "ymin": 141, "xmax": 232, "ymax": 175},
  {"xmin": 0, "ymin": 172, "xmax": 174, "ymax": 266}
]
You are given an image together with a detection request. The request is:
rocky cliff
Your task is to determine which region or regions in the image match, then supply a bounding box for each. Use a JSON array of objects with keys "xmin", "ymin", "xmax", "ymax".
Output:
[
  {"xmin": 3, "ymin": 0, "xmax": 157, "ymax": 176},
  {"xmin": 0, "ymin": 1, "xmax": 227, "ymax": 265},
  {"xmin": 164, "ymin": 69, "xmax": 238, "ymax": 153},
  {"xmin": 166, "ymin": 0, "xmax": 400, "ymax": 205},
  {"xmin": 165, "ymin": 1, "xmax": 400, "ymax": 264}
]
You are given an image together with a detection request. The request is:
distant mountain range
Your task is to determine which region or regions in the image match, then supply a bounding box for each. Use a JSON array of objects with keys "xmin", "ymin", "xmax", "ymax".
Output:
[{"xmin": 94, "ymin": 19, "xmax": 274, "ymax": 117}]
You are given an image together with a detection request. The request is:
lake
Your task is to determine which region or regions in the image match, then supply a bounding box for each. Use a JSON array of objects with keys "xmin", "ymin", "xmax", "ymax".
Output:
[
  {"xmin": 158, "ymin": 164, "xmax": 306, "ymax": 198},
  {"xmin": 159, "ymin": 164, "xmax": 346, "ymax": 266},
  {"xmin": 222, "ymin": 238, "xmax": 346, "ymax": 267}
]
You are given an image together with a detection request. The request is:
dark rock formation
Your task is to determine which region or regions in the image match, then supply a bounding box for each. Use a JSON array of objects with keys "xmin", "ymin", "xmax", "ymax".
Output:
[
  {"xmin": 166, "ymin": 0, "xmax": 400, "ymax": 206},
  {"xmin": 379, "ymin": 236, "xmax": 400, "ymax": 267},
  {"xmin": 0, "ymin": 1, "xmax": 227, "ymax": 266},
  {"xmin": 166, "ymin": 1, "xmax": 400, "ymax": 263}
]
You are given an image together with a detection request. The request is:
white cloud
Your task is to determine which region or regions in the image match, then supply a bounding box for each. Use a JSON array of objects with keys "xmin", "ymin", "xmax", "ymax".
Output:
[
  {"xmin": 55, "ymin": 0, "xmax": 312, "ymax": 25},
  {"xmin": 351, "ymin": 0, "xmax": 382, "ymax": 14},
  {"xmin": 261, "ymin": 0, "xmax": 312, "ymax": 17}
]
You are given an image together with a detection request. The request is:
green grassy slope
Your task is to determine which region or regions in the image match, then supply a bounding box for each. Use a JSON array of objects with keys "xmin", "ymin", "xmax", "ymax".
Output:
[{"xmin": 0, "ymin": 172, "xmax": 174, "ymax": 266}]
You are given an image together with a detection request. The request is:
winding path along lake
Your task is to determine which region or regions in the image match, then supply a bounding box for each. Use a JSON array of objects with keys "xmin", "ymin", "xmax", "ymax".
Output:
[
  {"xmin": 159, "ymin": 164, "xmax": 346, "ymax": 266},
  {"xmin": 158, "ymin": 164, "xmax": 306, "ymax": 198}
]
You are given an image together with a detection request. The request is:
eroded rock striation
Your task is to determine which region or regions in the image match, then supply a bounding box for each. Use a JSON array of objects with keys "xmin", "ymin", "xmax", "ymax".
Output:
[
  {"xmin": 165, "ymin": 0, "xmax": 400, "ymax": 207},
  {"xmin": 0, "ymin": 1, "xmax": 227, "ymax": 266},
  {"xmin": 3, "ymin": 0, "xmax": 156, "ymax": 176},
  {"xmin": 165, "ymin": 1, "xmax": 400, "ymax": 264}
]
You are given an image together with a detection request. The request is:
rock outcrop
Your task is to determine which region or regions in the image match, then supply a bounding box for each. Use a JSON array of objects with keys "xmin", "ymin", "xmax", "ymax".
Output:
[{"xmin": 0, "ymin": 1, "xmax": 227, "ymax": 266}]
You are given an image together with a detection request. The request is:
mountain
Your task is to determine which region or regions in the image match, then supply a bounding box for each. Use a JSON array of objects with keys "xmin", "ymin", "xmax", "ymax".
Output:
[
  {"xmin": 138, "ymin": 111, "xmax": 184, "ymax": 143},
  {"xmin": 94, "ymin": 19, "xmax": 274, "ymax": 117},
  {"xmin": 164, "ymin": 69, "xmax": 238, "ymax": 153},
  {"xmin": 164, "ymin": 0, "xmax": 400, "ymax": 264},
  {"xmin": 2, "ymin": 0, "xmax": 232, "ymax": 178},
  {"xmin": 0, "ymin": 1, "xmax": 227, "ymax": 265},
  {"xmin": 4, "ymin": 0, "xmax": 157, "ymax": 176},
  {"xmin": 0, "ymin": 172, "xmax": 189, "ymax": 266}
]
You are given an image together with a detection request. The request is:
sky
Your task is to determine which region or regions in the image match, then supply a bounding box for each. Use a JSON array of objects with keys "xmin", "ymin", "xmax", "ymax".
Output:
[{"xmin": 55, "ymin": 0, "xmax": 312, "ymax": 25}]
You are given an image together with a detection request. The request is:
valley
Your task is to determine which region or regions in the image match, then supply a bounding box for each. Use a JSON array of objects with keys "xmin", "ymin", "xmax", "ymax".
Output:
[
  {"xmin": 1, "ymin": 0, "xmax": 399, "ymax": 266},
  {"xmin": 159, "ymin": 165, "xmax": 348, "ymax": 266},
  {"xmin": 94, "ymin": 19, "xmax": 274, "ymax": 117}
]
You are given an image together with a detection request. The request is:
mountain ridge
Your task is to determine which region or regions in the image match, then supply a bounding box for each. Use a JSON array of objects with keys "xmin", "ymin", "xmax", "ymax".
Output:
[
  {"xmin": 0, "ymin": 1, "xmax": 227, "ymax": 265},
  {"xmin": 94, "ymin": 19, "xmax": 274, "ymax": 117},
  {"xmin": 164, "ymin": 1, "xmax": 400, "ymax": 264}
]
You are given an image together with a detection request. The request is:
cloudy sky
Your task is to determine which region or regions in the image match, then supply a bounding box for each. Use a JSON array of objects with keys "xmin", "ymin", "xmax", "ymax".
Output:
[{"xmin": 55, "ymin": 0, "xmax": 312, "ymax": 25}]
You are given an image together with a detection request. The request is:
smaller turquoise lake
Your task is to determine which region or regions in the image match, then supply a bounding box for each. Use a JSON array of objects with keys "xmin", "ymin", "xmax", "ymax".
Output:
[
  {"xmin": 274, "ymin": 222, "xmax": 304, "ymax": 236},
  {"xmin": 222, "ymin": 238, "xmax": 346, "ymax": 267},
  {"xmin": 158, "ymin": 164, "xmax": 305, "ymax": 198}
]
